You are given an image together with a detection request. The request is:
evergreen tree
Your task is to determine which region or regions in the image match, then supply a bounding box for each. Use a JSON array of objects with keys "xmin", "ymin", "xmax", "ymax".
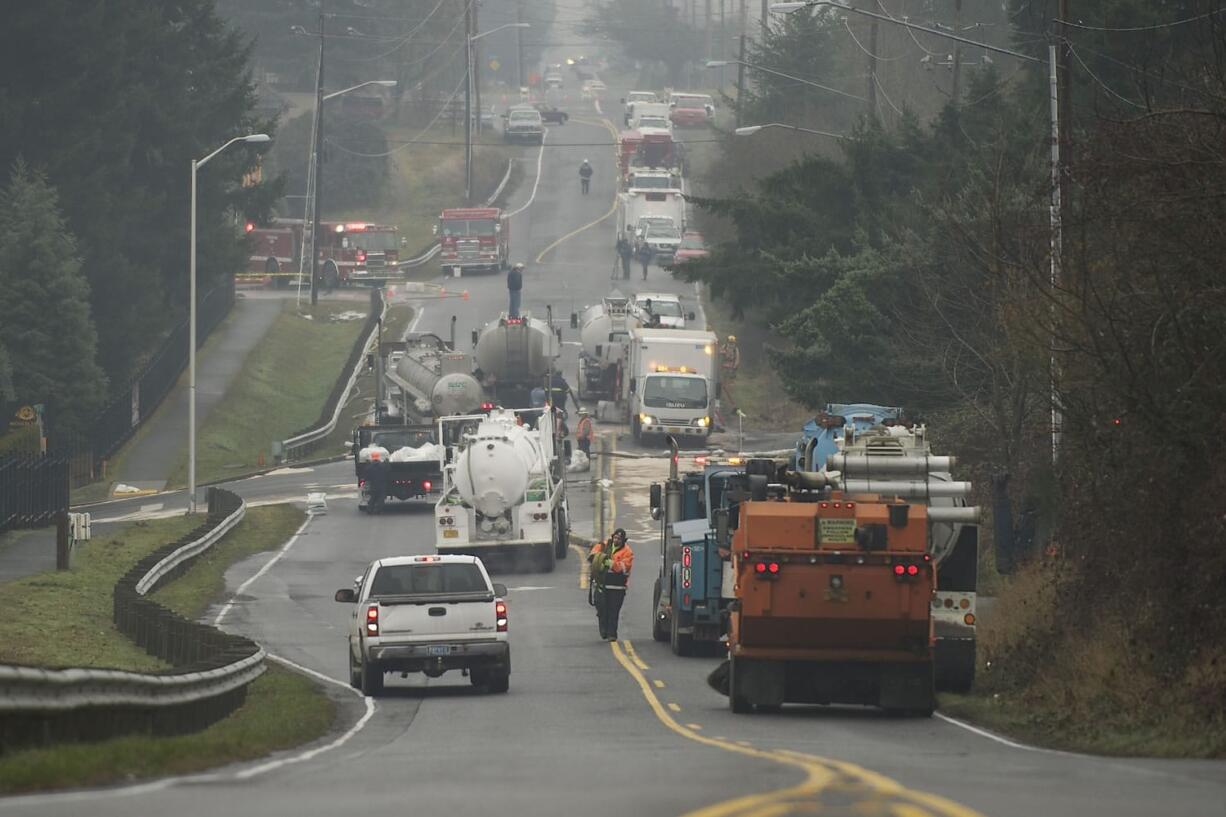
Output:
[{"xmin": 0, "ymin": 161, "xmax": 108, "ymax": 438}]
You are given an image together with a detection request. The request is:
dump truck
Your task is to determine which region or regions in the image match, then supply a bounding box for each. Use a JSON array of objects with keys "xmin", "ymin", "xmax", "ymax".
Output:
[
  {"xmin": 795, "ymin": 406, "xmax": 980, "ymax": 692},
  {"xmin": 353, "ymin": 424, "xmax": 443, "ymax": 510},
  {"xmin": 718, "ymin": 460, "xmax": 943, "ymax": 715}
]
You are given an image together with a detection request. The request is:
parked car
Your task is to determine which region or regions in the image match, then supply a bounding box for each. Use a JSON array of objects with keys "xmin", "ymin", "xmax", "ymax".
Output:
[
  {"xmin": 642, "ymin": 222, "xmax": 683, "ymax": 265},
  {"xmin": 503, "ymin": 106, "xmax": 545, "ymax": 144},
  {"xmin": 581, "ymin": 79, "xmax": 607, "ymax": 100},
  {"xmin": 533, "ymin": 103, "xmax": 569, "ymax": 124},
  {"xmin": 335, "ymin": 555, "xmax": 510, "ymax": 696},
  {"xmin": 670, "ymin": 232, "xmax": 709, "ymax": 266}
]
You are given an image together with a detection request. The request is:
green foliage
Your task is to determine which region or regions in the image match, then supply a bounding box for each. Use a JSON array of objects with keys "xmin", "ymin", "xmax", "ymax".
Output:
[
  {"xmin": 584, "ymin": 0, "xmax": 702, "ymax": 84},
  {"xmin": 0, "ymin": 161, "xmax": 107, "ymax": 438},
  {"xmin": 266, "ymin": 111, "xmax": 389, "ymax": 217},
  {"xmin": 0, "ymin": 1, "xmax": 277, "ymax": 383}
]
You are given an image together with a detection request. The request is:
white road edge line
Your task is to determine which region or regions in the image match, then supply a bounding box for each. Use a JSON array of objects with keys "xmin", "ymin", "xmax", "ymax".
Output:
[
  {"xmin": 504, "ymin": 129, "xmax": 548, "ymax": 219},
  {"xmin": 934, "ymin": 712, "xmax": 1076, "ymax": 756},
  {"xmin": 212, "ymin": 516, "xmax": 313, "ymax": 627}
]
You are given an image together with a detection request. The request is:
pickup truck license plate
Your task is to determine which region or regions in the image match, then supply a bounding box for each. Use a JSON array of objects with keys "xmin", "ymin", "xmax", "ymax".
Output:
[
  {"xmin": 428, "ymin": 645, "xmax": 450, "ymax": 656},
  {"xmin": 668, "ymin": 427, "xmax": 681, "ymax": 434},
  {"xmin": 443, "ymin": 529, "xmax": 459, "ymax": 538}
]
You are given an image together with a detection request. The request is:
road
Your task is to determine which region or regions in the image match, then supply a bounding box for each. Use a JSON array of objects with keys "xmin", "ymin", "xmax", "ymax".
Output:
[{"xmin": 5, "ymin": 10, "xmax": 1225, "ymax": 814}]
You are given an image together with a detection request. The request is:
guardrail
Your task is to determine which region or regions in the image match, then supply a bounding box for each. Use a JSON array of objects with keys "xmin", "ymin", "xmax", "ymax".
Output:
[
  {"xmin": 0, "ymin": 488, "xmax": 265, "ymax": 752},
  {"xmin": 279, "ymin": 288, "xmax": 386, "ymax": 462}
]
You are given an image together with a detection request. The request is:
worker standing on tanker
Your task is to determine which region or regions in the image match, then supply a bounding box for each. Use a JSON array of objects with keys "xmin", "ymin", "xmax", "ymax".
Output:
[
  {"xmin": 589, "ymin": 529, "xmax": 634, "ymax": 641},
  {"xmin": 575, "ymin": 408, "xmax": 593, "ymax": 457},
  {"xmin": 507, "ymin": 262, "xmax": 525, "ymax": 318}
]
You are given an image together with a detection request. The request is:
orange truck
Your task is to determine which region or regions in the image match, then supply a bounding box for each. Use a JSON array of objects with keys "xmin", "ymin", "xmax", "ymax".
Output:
[{"xmin": 723, "ymin": 465, "xmax": 937, "ymax": 716}]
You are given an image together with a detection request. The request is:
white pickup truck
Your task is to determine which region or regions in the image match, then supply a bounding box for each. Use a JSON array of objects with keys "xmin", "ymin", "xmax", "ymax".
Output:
[{"xmin": 334, "ymin": 555, "xmax": 510, "ymax": 695}]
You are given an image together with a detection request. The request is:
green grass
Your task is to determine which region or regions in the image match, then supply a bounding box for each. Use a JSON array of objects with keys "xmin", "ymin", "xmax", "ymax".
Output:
[
  {"xmin": 151, "ymin": 504, "xmax": 306, "ymax": 620},
  {"xmin": 166, "ymin": 301, "xmax": 369, "ymax": 485},
  {"xmin": 0, "ymin": 504, "xmax": 336, "ymax": 792},
  {"xmin": 0, "ymin": 514, "xmax": 201, "ymax": 670},
  {"xmin": 0, "ymin": 666, "xmax": 332, "ymax": 793}
]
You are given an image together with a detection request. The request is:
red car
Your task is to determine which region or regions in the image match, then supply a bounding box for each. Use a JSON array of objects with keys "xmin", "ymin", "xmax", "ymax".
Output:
[
  {"xmin": 670, "ymin": 232, "xmax": 709, "ymax": 266},
  {"xmin": 669, "ymin": 93, "xmax": 714, "ymax": 127}
]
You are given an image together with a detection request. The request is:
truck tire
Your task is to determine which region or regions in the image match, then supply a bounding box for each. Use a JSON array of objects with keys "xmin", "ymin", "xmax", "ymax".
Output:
[
  {"xmin": 632, "ymin": 416, "xmax": 643, "ymax": 443},
  {"xmin": 728, "ymin": 656, "xmax": 752, "ymax": 714},
  {"xmin": 487, "ymin": 670, "xmax": 510, "ymax": 694},
  {"xmin": 651, "ymin": 578, "xmax": 668, "ymax": 642},
  {"xmin": 360, "ymin": 656, "xmax": 384, "ymax": 697},
  {"xmin": 670, "ymin": 604, "xmax": 695, "ymax": 657},
  {"xmin": 348, "ymin": 648, "xmax": 361, "ymax": 690},
  {"xmin": 554, "ymin": 511, "xmax": 569, "ymax": 560}
]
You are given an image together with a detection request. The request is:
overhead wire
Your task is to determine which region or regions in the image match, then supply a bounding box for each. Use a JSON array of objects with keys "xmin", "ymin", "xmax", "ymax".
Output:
[
  {"xmin": 1065, "ymin": 44, "xmax": 1148, "ymax": 110},
  {"xmin": 329, "ymin": 0, "xmax": 455, "ymax": 63},
  {"xmin": 1055, "ymin": 9, "xmax": 1226, "ymax": 32},
  {"xmin": 841, "ymin": 17, "xmax": 909, "ymax": 61},
  {"xmin": 325, "ymin": 70, "xmax": 470, "ymax": 159}
]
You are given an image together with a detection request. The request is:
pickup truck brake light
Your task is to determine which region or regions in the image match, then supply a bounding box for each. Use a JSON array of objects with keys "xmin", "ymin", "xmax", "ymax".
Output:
[
  {"xmin": 495, "ymin": 600, "xmax": 508, "ymax": 632},
  {"xmin": 365, "ymin": 605, "xmax": 379, "ymax": 636}
]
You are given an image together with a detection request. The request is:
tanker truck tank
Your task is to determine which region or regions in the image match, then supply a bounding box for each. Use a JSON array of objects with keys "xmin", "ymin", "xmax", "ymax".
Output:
[
  {"xmin": 452, "ymin": 416, "xmax": 545, "ymax": 518},
  {"xmin": 473, "ymin": 313, "xmax": 561, "ymax": 405},
  {"xmin": 386, "ymin": 334, "xmax": 484, "ymax": 419},
  {"xmin": 573, "ymin": 294, "xmax": 640, "ymax": 400}
]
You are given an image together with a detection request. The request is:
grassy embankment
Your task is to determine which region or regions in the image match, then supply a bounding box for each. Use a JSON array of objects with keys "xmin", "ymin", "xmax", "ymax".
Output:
[{"xmin": 0, "ymin": 505, "xmax": 335, "ymax": 793}]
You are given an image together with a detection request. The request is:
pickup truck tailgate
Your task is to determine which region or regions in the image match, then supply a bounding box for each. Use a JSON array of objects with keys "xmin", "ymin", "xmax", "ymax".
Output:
[{"xmin": 377, "ymin": 597, "xmax": 498, "ymax": 640}]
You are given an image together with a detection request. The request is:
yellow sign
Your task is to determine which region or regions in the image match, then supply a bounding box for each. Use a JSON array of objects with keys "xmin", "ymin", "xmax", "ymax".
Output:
[
  {"xmin": 819, "ymin": 517, "xmax": 856, "ymax": 545},
  {"xmin": 15, "ymin": 405, "xmax": 36, "ymax": 422},
  {"xmin": 443, "ymin": 529, "xmax": 459, "ymax": 538},
  {"xmin": 488, "ymin": 58, "xmax": 501, "ymax": 71}
]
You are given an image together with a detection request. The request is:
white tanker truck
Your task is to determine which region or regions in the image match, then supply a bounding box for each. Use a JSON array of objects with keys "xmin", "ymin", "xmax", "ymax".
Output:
[
  {"xmin": 435, "ymin": 408, "xmax": 570, "ymax": 572},
  {"xmin": 569, "ymin": 293, "xmax": 642, "ymax": 400},
  {"xmin": 381, "ymin": 334, "xmax": 485, "ymax": 422},
  {"xmin": 804, "ymin": 422, "xmax": 981, "ymax": 692},
  {"xmin": 471, "ymin": 312, "xmax": 561, "ymax": 408}
]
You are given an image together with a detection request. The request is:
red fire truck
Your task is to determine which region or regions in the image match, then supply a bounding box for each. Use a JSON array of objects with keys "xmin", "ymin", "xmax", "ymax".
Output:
[
  {"xmin": 244, "ymin": 218, "xmax": 402, "ymax": 287},
  {"xmin": 435, "ymin": 207, "xmax": 510, "ymax": 274},
  {"xmin": 617, "ymin": 129, "xmax": 678, "ymax": 187}
]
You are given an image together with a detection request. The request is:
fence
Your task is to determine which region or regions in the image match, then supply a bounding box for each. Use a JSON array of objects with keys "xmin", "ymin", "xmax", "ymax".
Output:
[
  {"xmin": 0, "ymin": 454, "xmax": 69, "ymax": 534},
  {"xmin": 279, "ymin": 288, "xmax": 385, "ymax": 462},
  {"xmin": 0, "ymin": 488, "xmax": 263, "ymax": 752}
]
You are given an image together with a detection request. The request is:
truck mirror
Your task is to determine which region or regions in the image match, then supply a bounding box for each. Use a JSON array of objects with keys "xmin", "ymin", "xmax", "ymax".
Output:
[
  {"xmin": 686, "ymin": 311, "xmax": 696, "ymax": 321},
  {"xmin": 493, "ymin": 583, "xmax": 508, "ymax": 597},
  {"xmin": 556, "ymin": 328, "xmax": 563, "ymax": 341},
  {"xmin": 471, "ymin": 329, "xmax": 479, "ymax": 346},
  {"xmin": 629, "ymin": 378, "xmax": 636, "ymax": 394},
  {"xmin": 365, "ymin": 353, "xmax": 374, "ymax": 371},
  {"xmin": 432, "ymin": 224, "xmax": 438, "ymax": 236},
  {"xmin": 619, "ymin": 97, "xmax": 625, "ymax": 104},
  {"xmin": 495, "ymin": 222, "xmax": 502, "ymax": 232},
  {"xmin": 594, "ymin": 344, "xmax": 603, "ymax": 357},
  {"xmin": 649, "ymin": 483, "xmax": 662, "ymax": 511},
  {"xmin": 400, "ymin": 237, "xmax": 407, "ymax": 247},
  {"xmin": 570, "ymin": 312, "xmax": 578, "ymax": 329},
  {"xmin": 334, "ymin": 588, "xmax": 356, "ymax": 603},
  {"xmin": 749, "ymin": 474, "xmax": 768, "ymax": 502},
  {"xmin": 564, "ymin": 439, "xmax": 573, "ymax": 458}
]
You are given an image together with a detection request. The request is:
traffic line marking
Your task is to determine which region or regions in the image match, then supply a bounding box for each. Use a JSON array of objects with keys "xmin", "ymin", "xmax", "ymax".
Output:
[
  {"xmin": 570, "ymin": 543, "xmax": 590, "ymax": 588},
  {"xmin": 686, "ymin": 723, "xmax": 704, "ymax": 731},
  {"xmin": 668, "ymin": 702, "xmax": 682, "ymax": 712},
  {"xmin": 653, "ymin": 679, "xmax": 666, "ymax": 689},
  {"xmin": 213, "ymin": 515, "xmax": 314, "ymax": 626},
  {"xmin": 621, "ymin": 638, "xmax": 649, "ymax": 670},
  {"xmin": 533, "ymin": 116, "xmax": 622, "ymax": 263},
  {"xmin": 608, "ymin": 641, "xmax": 984, "ymax": 817}
]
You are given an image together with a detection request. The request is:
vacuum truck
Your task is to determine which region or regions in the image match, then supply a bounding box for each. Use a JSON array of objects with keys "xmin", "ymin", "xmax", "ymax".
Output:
[
  {"xmin": 472, "ymin": 312, "xmax": 561, "ymax": 408},
  {"xmin": 795, "ymin": 406, "xmax": 980, "ymax": 692},
  {"xmin": 569, "ymin": 293, "xmax": 642, "ymax": 400},
  {"xmin": 381, "ymin": 334, "xmax": 485, "ymax": 422},
  {"xmin": 435, "ymin": 408, "xmax": 570, "ymax": 572}
]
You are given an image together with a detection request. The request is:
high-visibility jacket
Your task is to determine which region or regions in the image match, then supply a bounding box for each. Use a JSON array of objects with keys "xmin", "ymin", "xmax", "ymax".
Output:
[
  {"xmin": 589, "ymin": 540, "xmax": 634, "ymax": 589},
  {"xmin": 576, "ymin": 415, "xmax": 593, "ymax": 441}
]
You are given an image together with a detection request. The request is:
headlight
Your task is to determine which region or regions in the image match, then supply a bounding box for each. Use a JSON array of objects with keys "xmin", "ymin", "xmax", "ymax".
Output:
[
  {"xmin": 639, "ymin": 414, "xmax": 655, "ymax": 425},
  {"xmin": 696, "ymin": 416, "xmax": 709, "ymax": 427}
]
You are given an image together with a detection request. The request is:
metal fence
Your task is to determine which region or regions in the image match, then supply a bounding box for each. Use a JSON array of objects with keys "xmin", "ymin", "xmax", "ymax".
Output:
[
  {"xmin": 0, "ymin": 488, "xmax": 264, "ymax": 752},
  {"xmin": 0, "ymin": 454, "xmax": 69, "ymax": 534}
]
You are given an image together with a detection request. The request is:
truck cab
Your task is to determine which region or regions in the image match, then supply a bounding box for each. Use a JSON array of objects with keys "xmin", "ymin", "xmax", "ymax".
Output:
[
  {"xmin": 436, "ymin": 208, "xmax": 508, "ymax": 274},
  {"xmin": 625, "ymin": 328, "xmax": 718, "ymax": 441}
]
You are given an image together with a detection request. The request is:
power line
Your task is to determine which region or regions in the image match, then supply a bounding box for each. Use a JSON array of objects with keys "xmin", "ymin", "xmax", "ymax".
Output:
[
  {"xmin": 841, "ymin": 17, "xmax": 908, "ymax": 61},
  {"xmin": 1056, "ymin": 9, "xmax": 1226, "ymax": 33},
  {"xmin": 325, "ymin": 71, "xmax": 470, "ymax": 159},
  {"xmin": 1066, "ymin": 44, "xmax": 1147, "ymax": 110}
]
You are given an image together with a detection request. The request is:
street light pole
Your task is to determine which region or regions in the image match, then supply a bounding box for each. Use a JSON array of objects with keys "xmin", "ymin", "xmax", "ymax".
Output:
[
  {"xmin": 310, "ymin": 12, "xmax": 326, "ymax": 306},
  {"xmin": 188, "ymin": 133, "xmax": 270, "ymax": 514},
  {"xmin": 735, "ymin": 34, "xmax": 746, "ymax": 128}
]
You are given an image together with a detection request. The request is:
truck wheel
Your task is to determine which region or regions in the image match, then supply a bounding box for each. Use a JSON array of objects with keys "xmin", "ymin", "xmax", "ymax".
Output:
[
  {"xmin": 632, "ymin": 417, "xmax": 643, "ymax": 442},
  {"xmin": 651, "ymin": 578, "xmax": 668, "ymax": 642},
  {"xmin": 728, "ymin": 656, "xmax": 752, "ymax": 714},
  {"xmin": 360, "ymin": 656, "xmax": 384, "ymax": 697},
  {"xmin": 670, "ymin": 606, "xmax": 695, "ymax": 657},
  {"xmin": 554, "ymin": 511, "xmax": 569, "ymax": 560},
  {"xmin": 348, "ymin": 648, "xmax": 361, "ymax": 690}
]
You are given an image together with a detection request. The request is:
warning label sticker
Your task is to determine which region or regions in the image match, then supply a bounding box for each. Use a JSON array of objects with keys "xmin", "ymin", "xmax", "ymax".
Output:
[{"xmin": 819, "ymin": 518, "xmax": 856, "ymax": 545}]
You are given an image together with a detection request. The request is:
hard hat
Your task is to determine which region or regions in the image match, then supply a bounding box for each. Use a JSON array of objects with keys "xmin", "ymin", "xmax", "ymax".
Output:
[
  {"xmin": 612, "ymin": 527, "xmax": 627, "ymax": 541},
  {"xmin": 728, "ymin": 335, "xmax": 737, "ymax": 342},
  {"xmin": 513, "ymin": 262, "xmax": 525, "ymax": 270},
  {"xmin": 578, "ymin": 408, "xmax": 589, "ymax": 415},
  {"xmin": 583, "ymin": 157, "xmax": 590, "ymax": 162}
]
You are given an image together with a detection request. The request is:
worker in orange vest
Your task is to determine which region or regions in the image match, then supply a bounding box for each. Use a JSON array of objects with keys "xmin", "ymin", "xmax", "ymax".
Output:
[
  {"xmin": 575, "ymin": 408, "xmax": 594, "ymax": 457},
  {"xmin": 589, "ymin": 528, "xmax": 634, "ymax": 641}
]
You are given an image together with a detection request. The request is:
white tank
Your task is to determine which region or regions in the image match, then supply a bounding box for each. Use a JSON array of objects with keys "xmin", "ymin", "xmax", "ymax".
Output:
[
  {"xmin": 452, "ymin": 412, "xmax": 545, "ymax": 517},
  {"xmin": 390, "ymin": 338, "xmax": 484, "ymax": 417},
  {"xmin": 474, "ymin": 314, "xmax": 560, "ymax": 383},
  {"xmin": 579, "ymin": 297, "xmax": 641, "ymax": 364}
]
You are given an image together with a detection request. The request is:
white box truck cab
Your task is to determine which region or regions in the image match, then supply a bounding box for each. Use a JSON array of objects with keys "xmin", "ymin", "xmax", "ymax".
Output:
[{"xmin": 625, "ymin": 328, "xmax": 720, "ymax": 442}]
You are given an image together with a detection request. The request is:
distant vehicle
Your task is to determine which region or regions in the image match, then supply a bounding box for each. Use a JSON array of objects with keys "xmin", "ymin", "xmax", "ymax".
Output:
[
  {"xmin": 669, "ymin": 92, "xmax": 715, "ymax": 127},
  {"xmin": 642, "ymin": 222, "xmax": 683, "ymax": 265},
  {"xmin": 244, "ymin": 218, "xmax": 401, "ymax": 288},
  {"xmin": 629, "ymin": 102, "xmax": 670, "ymax": 129},
  {"xmin": 633, "ymin": 292, "xmax": 694, "ymax": 329},
  {"xmin": 634, "ymin": 114, "xmax": 672, "ymax": 132},
  {"xmin": 353, "ymin": 423, "xmax": 442, "ymax": 511},
  {"xmin": 624, "ymin": 328, "xmax": 720, "ymax": 442},
  {"xmin": 532, "ymin": 102, "xmax": 569, "ymax": 124},
  {"xmin": 626, "ymin": 169, "xmax": 680, "ymax": 191},
  {"xmin": 335, "ymin": 555, "xmax": 510, "ymax": 696},
  {"xmin": 435, "ymin": 207, "xmax": 509, "ymax": 274},
  {"xmin": 624, "ymin": 91, "xmax": 659, "ymax": 106},
  {"xmin": 544, "ymin": 72, "xmax": 564, "ymax": 90},
  {"xmin": 669, "ymin": 232, "xmax": 709, "ymax": 267},
  {"xmin": 503, "ymin": 106, "xmax": 545, "ymax": 144},
  {"xmin": 581, "ymin": 79, "xmax": 607, "ymax": 99}
]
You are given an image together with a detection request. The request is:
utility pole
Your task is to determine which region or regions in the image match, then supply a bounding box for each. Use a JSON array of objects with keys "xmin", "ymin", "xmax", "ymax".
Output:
[
  {"xmin": 1051, "ymin": 0, "xmax": 1072, "ymax": 463},
  {"xmin": 720, "ymin": 0, "xmax": 728, "ymax": 90},
  {"xmin": 761, "ymin": 0, "xmax": 769, "ymax": 37},
  {"xmin": 473, "ymin": 1, "xmax": 482, "ymax": 137},
  {"xmin": 516, "ymin": 1, "xmax": 525, "ymax": 89},
  {"xmin": 951, "ymin": 0, "xmax": 962, "ymax": 104},
  {"xmin": 735, "ymin": 33, "xmax": 746, "ymax": 127},
  {"xmin": 310, "ymin": 12, "xmax": 325, "ymax": 306},
  {"xmin": 866, "ymin": 13, "xmax": 878, "ymax": 120},
  {"xmin": 464, "ymin": 1, "xmax": 473, "ymax": 205},
  {"xmin": 705, "ymin": 0, "xmax": 713, "ymax": 75}
]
